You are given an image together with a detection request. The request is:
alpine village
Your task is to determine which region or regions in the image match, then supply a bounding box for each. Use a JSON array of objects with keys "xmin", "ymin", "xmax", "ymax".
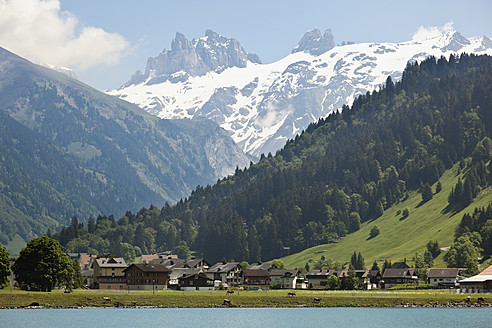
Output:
[{"xmin": 1, "ymin": 23, "xmax": 492, "ymax": 309}]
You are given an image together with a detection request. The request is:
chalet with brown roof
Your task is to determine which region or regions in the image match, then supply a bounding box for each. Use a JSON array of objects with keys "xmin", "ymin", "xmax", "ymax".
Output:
[
  {"xmin": 206, "ymin": 262, "xmax": 243, "ymax": 288},
  {"xmin": 124, "ymin": 263, "xmax": 171, "ymax": 290},
  {"xmin": 368, "ymin": 270, "xmax": 382, "ymax": 289},
  {"xmin": 243, "ymin": 269, "xmax": 270, "ymax": 290},
  {"xmin": 168, "ymin": 268, "xmax": 201, "ymax": 289},
  {"xmin": 92, "ymin": 256, "xmax": 127, "ymax": 290},
  {"xmin": 427, "ymin": 268, "xmax": 464, "ymax": 287},
  {"xmin": 382, "ymin": 268, "xmax": 417, "ymax": 289},
  {"xmin": 178, "ymin": 272, "xmax": 214, "ymax": 291}
]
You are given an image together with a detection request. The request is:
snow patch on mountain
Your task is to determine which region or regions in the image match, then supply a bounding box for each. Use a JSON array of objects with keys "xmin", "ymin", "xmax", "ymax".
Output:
[{"xmin": 109, "ymin": 29, "xmax": 492, "ymax": 158}]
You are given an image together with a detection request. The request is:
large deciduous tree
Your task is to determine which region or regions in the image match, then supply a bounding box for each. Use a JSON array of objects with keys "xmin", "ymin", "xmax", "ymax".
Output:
[
  {"xmin": 12, "ymin": 236, "xmax": 74, "ymax": 291},
  {"xmin": 444, "ymin": 232, "xmax": 482, "ymax": 274}
]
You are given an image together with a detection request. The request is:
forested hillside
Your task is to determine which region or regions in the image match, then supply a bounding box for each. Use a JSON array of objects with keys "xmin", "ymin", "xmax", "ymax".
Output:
[
  {"xmin": 0, "ymin": 47, "xmax": 249, "ymax": 251},
  {"xmin": 54, "ymin": 54, "xmax": 492, "ymax": 264}
]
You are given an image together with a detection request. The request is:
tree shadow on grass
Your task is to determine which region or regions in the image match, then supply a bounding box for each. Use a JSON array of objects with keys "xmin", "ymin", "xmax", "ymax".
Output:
[{"xmin": 441, "ymin": 202, "xmax": 465, "ymax": 216}]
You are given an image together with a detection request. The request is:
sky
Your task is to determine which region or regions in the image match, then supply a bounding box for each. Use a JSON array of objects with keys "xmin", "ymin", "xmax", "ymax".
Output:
[{"xmin": 1, "ymin": 0, "xmax": 491, "ymax": 91}]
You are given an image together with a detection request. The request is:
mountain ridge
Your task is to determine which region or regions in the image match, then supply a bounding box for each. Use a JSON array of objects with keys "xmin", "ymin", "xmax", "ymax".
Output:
[
  {"xmin": 110, "ymin": 28, "xmax": 492, "ymax": 158},
  {"xmin": 0, "ymin": 46, "xmax": 249, "ymax": 251}
]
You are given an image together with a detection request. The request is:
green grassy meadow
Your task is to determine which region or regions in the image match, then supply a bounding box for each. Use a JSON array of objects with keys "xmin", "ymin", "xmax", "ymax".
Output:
[
  {"xmin": 281, "ymin": 164, "xmax": 492, "ymax": 269},
  {"xmin": 0, "ymin": 288, "xmax": 490, "ymax": 308}
]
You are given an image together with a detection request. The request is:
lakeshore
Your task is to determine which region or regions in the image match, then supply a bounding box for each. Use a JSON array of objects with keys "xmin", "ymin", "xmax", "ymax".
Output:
[{"xmin": 1, "ymin": 289, "xmax": 491, "ymax": 309}]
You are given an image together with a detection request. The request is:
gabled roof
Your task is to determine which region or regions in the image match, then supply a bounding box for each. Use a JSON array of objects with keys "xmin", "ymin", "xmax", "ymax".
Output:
[
  {"xmin": 478, "ymin": 264, "xmax": 492, "ymax": 276},
  {"xmin": 79, "ymin": 254, "xmax": 96, "ymax": 266},
  {"xmin": 124, "ymin": 263, "xmax": 171, "ymax": 273},
  {"xmin": 382, "ymin": 268, "xmax": 415, "ymax": 278},
  {"xmin": 427, "ymin": 268, "xmax": 460, "ymax": 279},
  {"xmin": 178, "ymin": 272, "xmax": 213, "ymax": 281},
  {"xmin": 208, "ymin": 262, "xmax": 240, "ymax": 273},
  {"xmin": 391, "ymin": 262, "xmax": 410, "ymax": 269},
  {"xmin": 458, "ymin": 265, "xmax": 492, "ymax": 284},
  {"xmin": 141, "ymin": 253, "xmax": 178, "ymax": 263},
  {"xmin": 95, "ymin": 257, "xmax": 127, "ymax": 268},
  {"xmin": 247, "ymin": 262, "xmax": 276, "ymax": 271},
  {"xmin": 150, "ymin": 258, "xmax": 208, "ymax": 269},
  {"xmin": 270, "ymin": 269, "xmax": 299, "ymax": 278},
  {"xmin": 169, "ymin": 267, "xmax": 201, "ymax": 280},
  {"xmin": 355, "ymin": 270, "xmax": 369, "ymax": 278}
]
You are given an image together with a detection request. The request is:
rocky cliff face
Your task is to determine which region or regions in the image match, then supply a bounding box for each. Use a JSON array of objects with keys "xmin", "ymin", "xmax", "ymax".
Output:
[
  {"xmin": 125, "ymin": 30, "xmax": 261, "ymax": 86},
  {"xmin": 292, "ymin": 28, "xmax": 335, "ymax": 56},
  {"xmin": 111, "ymin": 28, "xmax": 492, "ymax": 158}
]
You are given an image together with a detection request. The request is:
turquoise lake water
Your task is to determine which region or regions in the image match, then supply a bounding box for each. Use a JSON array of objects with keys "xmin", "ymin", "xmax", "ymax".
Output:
[{"xmin": 1, "ymin": 307, "xmax": 490, "ymax": 327}]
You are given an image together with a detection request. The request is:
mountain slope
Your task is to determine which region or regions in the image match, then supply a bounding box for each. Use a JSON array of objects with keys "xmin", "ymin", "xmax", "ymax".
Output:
[
  {"xmin": 281, "ymin": 164, "xmax": 492, "ymax": 269},
  {"xmin": 110, "ymin": 29, "xmax": 492, "ymax": 157},
  {"xmin": 0, "ymin": 46, "xmax": 249, "ymax": 250},
  {"xmin": 56, "ymin": 54, "xmax": 492, "ymax": 264}
]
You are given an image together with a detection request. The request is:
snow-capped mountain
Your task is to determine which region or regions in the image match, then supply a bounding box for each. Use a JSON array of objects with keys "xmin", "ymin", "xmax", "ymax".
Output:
[{"xmin": 108, "ymin": 28, "xmax": 492, "ymax": 158}]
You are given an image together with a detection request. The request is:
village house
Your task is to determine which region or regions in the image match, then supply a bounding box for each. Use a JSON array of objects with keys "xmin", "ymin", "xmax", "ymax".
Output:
[
  {"xmin": 79, "ymin": 254, "xmax": 96, "ymax": 270},
  {"xmin": 368, "ymin": 269, "xmax": 382, "ymax": 289},
  {"xmin": 381, "ymin": 268, "xmax": 418, "ymax": 289},
  {"xmin": 355, "ymin": 270, "xmax": 371, "ymax": 290},
  {"xmin": 124, "ymin": 263, "xmax": 171, "ymax": 290},
  {"xmin": 178, "ymin": 272, "xmax": 214, "ymax": 291},
  {"xmin": 427, "ymin": 268, "xmax": 464, "ymax": 288},
  {"xmin": 305, "ymin": 269, "xmax": 330, "ymax": 288},
  {"xmin": 305, "ymin": 269, "xmax": 348, "ymax": 289},
  {"xmin": 270, "ymin": 269, "xmax": 299, "ymax": 289},
  {"xmin": 458, "ymin": 265, "xmax": 492, "ymax": 293},
  {"xmin": 243, "ymin": 269, "xmax": 270, "ymax": 290},
  {"xmin": 168, "ymin": 268, "xmax": 201, "ymax": 290},
  {"xmin": 92, "ymin": 256, "xmax": 127, "ymax": 290},
  {"xmin": 206, "ymin": 261, "xmax": 243, "ymax": 289}
]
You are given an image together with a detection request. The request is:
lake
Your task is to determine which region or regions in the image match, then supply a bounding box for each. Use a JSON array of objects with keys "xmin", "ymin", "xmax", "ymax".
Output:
[{"xmin": 0, "ymin": 307, "xmax": 490, "ymax": 327}]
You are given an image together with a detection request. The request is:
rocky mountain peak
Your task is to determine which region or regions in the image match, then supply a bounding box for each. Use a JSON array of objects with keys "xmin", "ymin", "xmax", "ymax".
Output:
[
  {"xmin": 171, "ymin": 32, "xmax": 193, "ymax": 52},
  {"xmin": 123, "ymin": 30, "xmax": 261, "ymax": 87},
  {"xmin": 292, "ymin": 28, "xmax": 335, "ymax": 56},
  {"xmin": 438, "ymin": 30, "xmax": 471, "ymax": 52}
]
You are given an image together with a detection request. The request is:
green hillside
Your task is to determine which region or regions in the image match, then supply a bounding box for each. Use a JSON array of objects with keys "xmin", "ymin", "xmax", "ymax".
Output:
[
  {"xmin": 282, "ymin": 162, "xmax": 492, "ymax": 269},
  {"xmin": 0, "ymin": 46, "xmax": 248, "ymax": 251},
  {"xmin": 52, "ymin": 54, "xmax": 492, "ymax": 265}
]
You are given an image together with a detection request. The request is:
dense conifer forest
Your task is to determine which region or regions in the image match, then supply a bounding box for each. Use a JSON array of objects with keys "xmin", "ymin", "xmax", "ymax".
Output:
[{"xmin": 53, "ymin": 54, "xmax": 492, "ymax": 264}]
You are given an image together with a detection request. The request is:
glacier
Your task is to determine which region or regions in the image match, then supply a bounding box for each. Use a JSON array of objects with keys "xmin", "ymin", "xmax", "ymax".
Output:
[{"xmin": 108, "ymin": 28, "xmax": 492, "ymax": 158}]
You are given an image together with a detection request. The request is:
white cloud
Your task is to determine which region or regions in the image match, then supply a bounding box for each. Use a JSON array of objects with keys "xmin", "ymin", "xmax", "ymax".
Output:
[
  {"xmin": 412, "ymin": 22, "xmax": 455, "ymax": 41},
  {"xmin": 0, "ymin": 0, "xmax": 130, "ymax": 70}
]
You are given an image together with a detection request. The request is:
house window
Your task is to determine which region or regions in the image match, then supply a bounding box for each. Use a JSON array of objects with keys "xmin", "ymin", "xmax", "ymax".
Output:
[
  {"xmin": 127, "ymin": 273, "xmax": 131, "ymax": 277},
  {"xmin": 145, "ymin": 279, "xmax": 150, "ymax": 283},
  {"xmin": 189, "ymin": 281, "xmax": 194, "ymax": 286},
  {"xmin": 127, "ymin": 280, "xmax": 132, "ymax": 284},
  {"xmin": 107, "ymin": 285, "xmax": 111, "ymax": 289}
]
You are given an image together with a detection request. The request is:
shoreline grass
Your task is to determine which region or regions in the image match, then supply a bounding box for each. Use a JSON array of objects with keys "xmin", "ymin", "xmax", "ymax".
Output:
[{"xmin": 1, "ymin": 289, "xmax": 491, "ymax": 309}]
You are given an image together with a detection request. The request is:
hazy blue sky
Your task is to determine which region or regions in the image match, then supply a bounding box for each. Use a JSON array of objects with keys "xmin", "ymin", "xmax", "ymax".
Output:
[{"xmin": 2, "ymin": 0, "xmax": 491, "ymax": 90}]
